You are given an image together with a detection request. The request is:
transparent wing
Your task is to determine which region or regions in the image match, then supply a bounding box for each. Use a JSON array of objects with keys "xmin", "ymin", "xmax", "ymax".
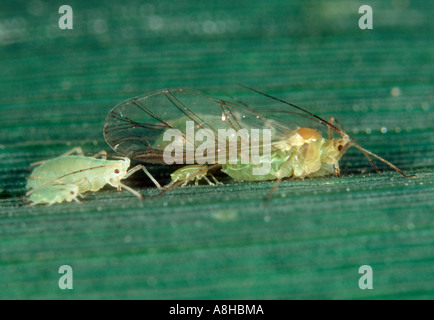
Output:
[{"xmin": 103, "ymin": 88, "xmax": 300, "ymax": 164}]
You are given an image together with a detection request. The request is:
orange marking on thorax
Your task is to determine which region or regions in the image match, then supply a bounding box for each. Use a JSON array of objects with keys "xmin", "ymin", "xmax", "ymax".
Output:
[{"xmin": 296, "ymin": 128, "xmax": 322, "ymax": 141}]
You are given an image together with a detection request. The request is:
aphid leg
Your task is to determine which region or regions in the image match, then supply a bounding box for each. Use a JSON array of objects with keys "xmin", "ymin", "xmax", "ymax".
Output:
[
  {"xmin": 334, "ymin": 162, "xmax": 340, "ymax": 177},
  {"xmin": 152, "ymin": 180, "xmax": 185, "ymax": 198},
  {"xmin": 202, "ymin": 176, "xmax": 215, "ymax": 186},
  {"xmin": 118, "ymin": 182, "xmax": 143, "ymax": 199},
  {"xmin": 181, "ymin": 180, "xmax": 190, "ymax": 187},
  {"xmin": 61, "ymin": 146, "xmax": 85, "ymax": 156},
  {"xmin": 124, "ymin": 164, "xmax": 163, "ymax": 189},
  {"xmin": 210, "ymin": 174, "xmax": 223, "ymax": 185},
  {"xmin": 164, "ymin": 177, "xmax": 179, "ymax": 189},
  {"xmin": 266, "ymin": 178, "xmax": 282, "ymax": 200},
  {"xmin": 91, "ymin": 150, "xmax": 107, "ymax": 160}
]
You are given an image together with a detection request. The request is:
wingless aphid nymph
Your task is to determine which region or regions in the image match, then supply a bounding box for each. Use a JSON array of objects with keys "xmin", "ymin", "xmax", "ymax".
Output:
[
  {"xmin": 28, "ymin": 183, "xmax": 82, "ymax": 206},
  {"xmin": 26, "ymin": 147, "xmax": 160, "ymax": 205}
]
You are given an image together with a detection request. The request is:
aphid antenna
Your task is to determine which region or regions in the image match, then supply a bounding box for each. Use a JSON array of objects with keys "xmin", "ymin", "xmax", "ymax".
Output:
[
  {"xmin": 26, "ymin": 164, "xmax": 118, "ymax": 197},
  {"xmin": 26, "ymin": 179, "xmax": 73, "ymax": 196},
  {"xmin": 237, "ymin": 84, "xmax": 408, "ymax": 178},
  {"xmin": 75, "ymin": 151, "xmax": 126, "ymax": 160},
  {"xmin": 57, "ymin": 165, "xmax": 111, "ymax": 179},
  {"xmin": 31, "ymin": 148, "xmax": 123, "ymax": 162},
  {"xmin": 350, "ymin": 143, "xmax": 408, "ymax": 177},
  {"xmin": 330, "ymin": 116, "xmax": 408, "ymax": 177}
]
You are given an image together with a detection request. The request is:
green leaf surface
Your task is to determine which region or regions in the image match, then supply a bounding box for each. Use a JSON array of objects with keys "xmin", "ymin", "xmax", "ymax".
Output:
[{"xmin": 0, "ymin": 0, "xmax": 433, "ymax": 299}]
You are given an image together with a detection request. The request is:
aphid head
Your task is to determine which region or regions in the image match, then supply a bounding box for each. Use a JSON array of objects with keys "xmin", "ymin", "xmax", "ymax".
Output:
[
  {"xmin": 65, "ymin": 184, "xmax": 80, "ymax": 201},
  {"xmin": 333, "ymin": 138, "xmax": 349, "ymax": 160},
  {"xmin": 107, "ymin": 158, "xmax": 131, "ymax": 187}
]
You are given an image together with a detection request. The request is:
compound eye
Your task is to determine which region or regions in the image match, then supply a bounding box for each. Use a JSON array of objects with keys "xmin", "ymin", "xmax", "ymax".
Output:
[
  {"xmin": 338, "ymin": 144, "xmax": 344, "ymax": 151},
  {"xmin": 70, "ymin": 191, "xmax": 75, "ymax": 195},
  {"xmin": 114, "ymin": 169, "xmax": 120, "ymax": 174}
]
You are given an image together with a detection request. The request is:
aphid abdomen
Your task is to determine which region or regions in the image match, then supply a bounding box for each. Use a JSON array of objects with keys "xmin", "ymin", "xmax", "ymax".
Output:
[
  {"xmin": 222, "ymin": 162, "xmax": 277, "ymax": 181},
  {"xmin": 170, "ymin": 165, "xmax": 209, "ymax": 183},
  {"xmin": 221, "ymin": 150, "xmax": 295, "ymax": 181},
  {"xmin": 222, "ymin": 129, "xmax": 338, "ymax": 181},
  {"xmin": 26, "ymin": 157, "xmax": 74, "ymax": 190},
  {"xmin": 27, "ymin": 156, "xmax": 111, "ymax": 192}
]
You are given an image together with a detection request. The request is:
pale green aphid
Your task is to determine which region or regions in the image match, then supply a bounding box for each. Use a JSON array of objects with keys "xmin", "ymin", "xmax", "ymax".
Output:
[
  {"xmin": 26, "ymin": 147, "xmax": 161, "ymax": 205},
  {"xmin": 103, "ymin": 87, "xmax": 408, "ymax": 198},
  {"xmin": 166, "ymin": 165, "xmax": 222, "ymax": 188},
  {"xmin": 28, "ymin": 183, "xmax": 82, "ymax": 206}
]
